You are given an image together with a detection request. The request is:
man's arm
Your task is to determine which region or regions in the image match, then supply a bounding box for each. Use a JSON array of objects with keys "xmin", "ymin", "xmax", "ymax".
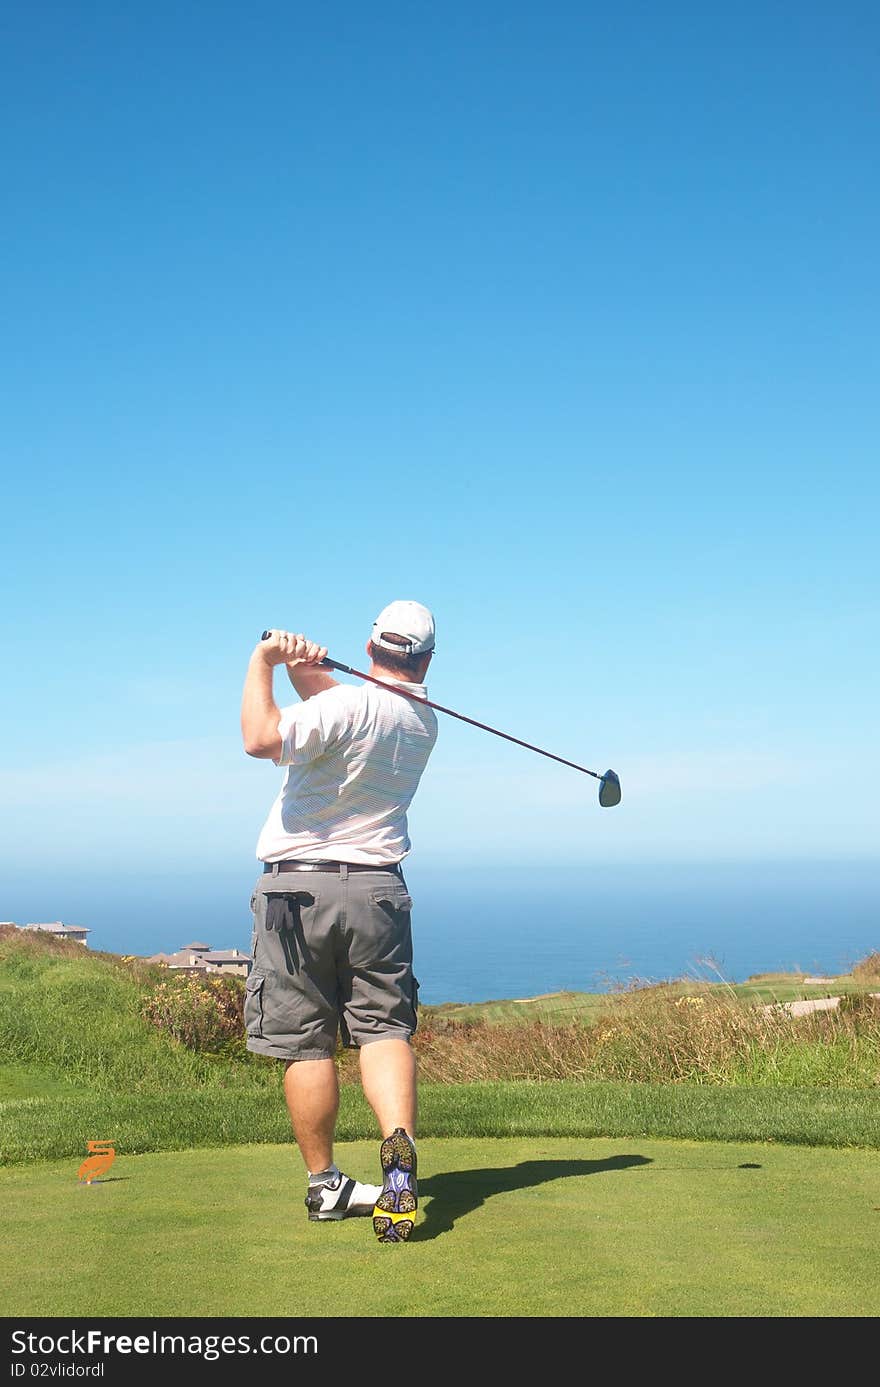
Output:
[{"xmin": 241, "ymin": 632, "xmax": 329, "ymax": 759}]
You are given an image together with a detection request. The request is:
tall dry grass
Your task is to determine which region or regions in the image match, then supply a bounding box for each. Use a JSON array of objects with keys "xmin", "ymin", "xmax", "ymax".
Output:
[
  {"xmin": 398, "ymin": 982, "xmax": 880, "ymax": 1087},
  {"xmin": 852, "ymin": 952, "xmax": 880, "ymax": 982},
  {"xmin": 10, "ymin": 925, "xmax": 876, "ymax": 1091}
]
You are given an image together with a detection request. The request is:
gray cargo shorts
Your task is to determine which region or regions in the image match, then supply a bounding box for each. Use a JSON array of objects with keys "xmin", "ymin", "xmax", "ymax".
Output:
[{"xmin": 244, "ymin": 865, "xmax": 420, "ymax": 1061}]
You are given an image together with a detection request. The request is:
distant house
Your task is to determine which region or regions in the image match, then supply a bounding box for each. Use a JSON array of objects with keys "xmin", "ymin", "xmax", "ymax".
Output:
[
  {"xmin": 146, "ymin": 942, "xmax": 251, "ymax": 976},
  {"xmin": 21, "ymin": 922, "xmax": 91, "ymax": 946}
]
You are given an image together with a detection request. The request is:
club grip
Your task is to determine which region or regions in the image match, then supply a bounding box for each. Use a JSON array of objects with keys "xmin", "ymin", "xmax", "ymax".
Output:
[{"xmin": 259, "ymin": 632, "xmax": 346, "ymax": 673}]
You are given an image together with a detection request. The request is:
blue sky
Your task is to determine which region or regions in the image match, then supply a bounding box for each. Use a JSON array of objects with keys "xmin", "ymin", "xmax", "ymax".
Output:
[{"xmin": 1, "ymin": 3, "xmax": 878, "ymax": 957}]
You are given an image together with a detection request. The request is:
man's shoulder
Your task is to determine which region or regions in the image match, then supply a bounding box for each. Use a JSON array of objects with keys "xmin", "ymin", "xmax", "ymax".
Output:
[
  {"xmin": 320, "ymin": 681, "xmax": 365, "ymax": 709},
  {"xmin": 280, "ymin": 682, "xmax": 362, "ymax": 722},
  {"xmin": 370, "ymin": 681, "xmax": 438, "ymax": 734}
]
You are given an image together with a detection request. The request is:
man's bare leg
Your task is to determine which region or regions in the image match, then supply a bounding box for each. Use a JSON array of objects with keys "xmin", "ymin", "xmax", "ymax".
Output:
[
  {"xmin": 361, "ymin": 1037, "xmax": 418, "ymax": 1242},
  {"xmin": 358, "ymin": 1036, "xmax": 417, "ymax": 1137},
  {"xmin": 283, "ymin": 1058, "xmax": 339, "ymax": 1173}
]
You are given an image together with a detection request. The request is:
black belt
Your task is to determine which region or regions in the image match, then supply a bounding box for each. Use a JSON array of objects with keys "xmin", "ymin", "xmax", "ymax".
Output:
[{"xmin": 263, "ymin": 860, "xmax": 403, "ymax": 876}]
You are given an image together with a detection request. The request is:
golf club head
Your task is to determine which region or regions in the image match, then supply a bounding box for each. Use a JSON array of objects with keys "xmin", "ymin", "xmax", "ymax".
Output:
[{"xmin": 598, "ymin": 770, "xmax": 621, "ymax": 808}]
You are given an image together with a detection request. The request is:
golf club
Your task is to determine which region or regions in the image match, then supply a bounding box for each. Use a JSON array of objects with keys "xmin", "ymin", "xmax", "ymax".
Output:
[{"xmin": 260, "ymin": 632, "xmax": 622, "ymax": 807}]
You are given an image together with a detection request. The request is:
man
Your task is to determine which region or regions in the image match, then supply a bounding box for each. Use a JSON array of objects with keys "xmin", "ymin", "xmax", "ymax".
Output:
[{"xmin": 240, "ymin": 600, "xmax": 438, "ymax": 1243}]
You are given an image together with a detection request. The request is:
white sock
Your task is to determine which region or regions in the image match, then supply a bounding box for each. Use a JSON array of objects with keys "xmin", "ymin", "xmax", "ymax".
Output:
[{"xmin": 308, "ymin": 1163, "xmax": 339, "ymax": 1187}]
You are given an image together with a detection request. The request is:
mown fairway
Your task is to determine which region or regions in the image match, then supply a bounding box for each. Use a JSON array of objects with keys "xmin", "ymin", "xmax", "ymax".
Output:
[{"xmin": 2, "ymin": 1137, "xmax": 877, "ymax": 1318}]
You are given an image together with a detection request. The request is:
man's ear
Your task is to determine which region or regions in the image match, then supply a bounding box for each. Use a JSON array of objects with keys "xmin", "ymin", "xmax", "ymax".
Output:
[{"xmin": 366, "ymin": 640, "xmax": 373, "ymax": 661}]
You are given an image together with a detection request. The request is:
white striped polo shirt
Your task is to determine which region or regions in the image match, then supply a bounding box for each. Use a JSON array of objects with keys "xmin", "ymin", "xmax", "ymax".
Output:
[{"xmin": 255, "ymin": 679, "xmax": 439, "ymax": 864}]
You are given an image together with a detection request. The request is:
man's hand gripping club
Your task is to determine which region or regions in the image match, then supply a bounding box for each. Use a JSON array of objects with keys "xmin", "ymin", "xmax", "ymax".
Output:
[{"xmin": 241, "ymin": 630, "xmax": 335, "ymax": 760}]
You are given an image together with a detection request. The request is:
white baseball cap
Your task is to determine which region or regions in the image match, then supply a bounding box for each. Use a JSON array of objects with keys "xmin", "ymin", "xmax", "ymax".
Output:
[{"xmin": 370, "ymin": 600, "xmax": 436, "ymax": 656}]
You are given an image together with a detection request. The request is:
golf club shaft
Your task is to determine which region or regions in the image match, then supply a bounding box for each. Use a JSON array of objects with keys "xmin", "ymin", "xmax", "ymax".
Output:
[
  {"xmin": 260, "ymin": 633, "xmax": 602, "ymax": 781},
  {"xmin": 325, "ymin": 659, "xmax": 603, "ymax": 779}
]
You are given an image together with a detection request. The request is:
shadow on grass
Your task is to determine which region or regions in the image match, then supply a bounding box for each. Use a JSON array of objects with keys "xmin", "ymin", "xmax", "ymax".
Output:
[{"xmin": 412, "ymin": 1155, "xmax": 652, "ymax": 1241}]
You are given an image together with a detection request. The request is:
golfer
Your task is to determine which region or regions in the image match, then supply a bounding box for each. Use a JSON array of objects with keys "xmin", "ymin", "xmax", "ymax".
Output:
[{"xmin": 240, "ymin": 600, "xmax": 437, "ymax": 1243}]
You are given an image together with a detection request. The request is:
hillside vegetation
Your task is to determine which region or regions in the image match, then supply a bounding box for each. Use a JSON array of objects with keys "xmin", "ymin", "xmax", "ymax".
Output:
[
  {"xmin": 0, "ymin": 925, "xmax": 276, "ymax": 1095},
  {"xmin": 1, "ymin": 925, "xmax": 878, "ymax": 1162}
]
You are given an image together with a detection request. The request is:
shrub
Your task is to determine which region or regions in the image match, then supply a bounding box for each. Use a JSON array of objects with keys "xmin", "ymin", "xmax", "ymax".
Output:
[{"xmin": 141, "ymin": 974, "xmax": 246, "ymax": 1053}]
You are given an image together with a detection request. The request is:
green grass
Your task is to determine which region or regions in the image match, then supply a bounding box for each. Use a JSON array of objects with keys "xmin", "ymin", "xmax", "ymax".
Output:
[
  {"xmin": 2, "ymin": 1137, "xmax": 878, "ymax": 1317},
  {"xmin": 4, "ymin": 1079, "xmax": 879, "ymax": 1165},
  {"xmin": 425, "ymin": 990, "xmax": 610, "ymax": 1026},
  {"xmin": 0, "ymin": 1062, "xmax": 91, "ymax": 1100}
]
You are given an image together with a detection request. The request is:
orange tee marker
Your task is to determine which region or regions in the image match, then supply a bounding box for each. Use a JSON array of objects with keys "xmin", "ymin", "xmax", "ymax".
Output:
[{"xmin": 77, "ymin": 1140, "xmax": 116, "ymax": 1184}]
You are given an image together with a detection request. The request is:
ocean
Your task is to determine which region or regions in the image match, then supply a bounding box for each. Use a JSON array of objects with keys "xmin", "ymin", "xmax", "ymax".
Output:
[{"xmin": 405, "ymin": 859, "xmax": 880, "ymax": 1004}]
